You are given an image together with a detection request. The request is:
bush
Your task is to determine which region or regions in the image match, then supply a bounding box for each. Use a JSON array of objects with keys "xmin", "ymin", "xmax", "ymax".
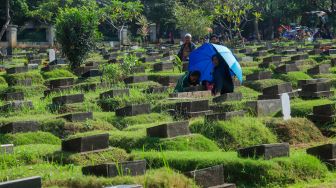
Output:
[
  {"xmin": 100, "ymin": 64, "xmax": 124, "ymax": 84},
  {"xmin": 0, "ymin": 76, "xmax": 7, "ymax": 85},
  {"xmin": 41, "ymin": 69, "xmax": 76, "ymax": 80},
  {"xmin": 190, "ymin": 117, "xmax": 277, "ymax": 150},
  {"xmin": 56, "ymin": 7, "xmax": 100, "ymax": 70},
  {"xmin": 134, "ymin": 151, "xmax": 328, "ymax": 187},
  {"xmin": 0, "ymin": 131, "xmax": 61, "ymax": 145},
  {"xmin": 266, "ymin": 118, "xmax": 325, "ymax": 144},
  {"xmin": 244, "ymin": 79, "xmax": 285, "ymax": 92}
]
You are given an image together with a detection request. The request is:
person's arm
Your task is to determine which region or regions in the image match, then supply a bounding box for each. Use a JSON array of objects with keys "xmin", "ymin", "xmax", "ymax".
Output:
[{"xmin": 177, "ymin": 44, "xmax": 184, "ymax": 60}]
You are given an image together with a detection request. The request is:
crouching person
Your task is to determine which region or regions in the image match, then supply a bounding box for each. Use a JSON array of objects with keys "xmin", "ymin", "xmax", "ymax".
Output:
[{"xmin": 174, "ymin": 71, "xmax": 201, "ymax": 93}]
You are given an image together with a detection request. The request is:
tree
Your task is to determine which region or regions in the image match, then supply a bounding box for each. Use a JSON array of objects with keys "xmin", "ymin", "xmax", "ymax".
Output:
[
  {"xmin": 213, "ymin": 0, "xmax": 253, "ymax": 42},
  {"xmin": 136, "ymin": 15, "xmax": 150, "ymax": 45},
  {"xmin": 55, "ymin": 7, "xmax": 100, "ymax": 71},
  {"xmin": 100, "ymin": 0, "xmax": 143, "ymax": 44},
  {"xmin": 173, "ymin": 2, "xmax": 213, "ymax": 39}
]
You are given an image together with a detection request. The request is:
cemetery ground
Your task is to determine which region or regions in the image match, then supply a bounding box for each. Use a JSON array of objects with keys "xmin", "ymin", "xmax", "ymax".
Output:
[{"xmin": 2, "ymin": 40, "xmax": 336, "ymax": 187}]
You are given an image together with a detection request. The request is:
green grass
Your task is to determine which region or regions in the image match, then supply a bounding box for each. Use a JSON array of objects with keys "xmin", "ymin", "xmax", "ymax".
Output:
[
  {"xmin": 0, "ymin": 131, "xmax": 61, "ymax": 145},
  {"xmin": 3, "ymin": 70, "xmax": 44, "ymax": 86},
  {"xmin": 291, "ymin": 99, "xmax": 333, "ymax": 117},
  {"xmin": 134, "ymin": 150, "xmax": 328, "ymax": 187},
  {"xmin": 190, "ymin": 117, "xmax": 277, "ymax": 150},
  {"xmin": 41, "ymin": 69, "xmax": 76, "ymax": 80},
  {"xmin": 275, "ymin": 72, "xmax": 312, "ymax": 88}
]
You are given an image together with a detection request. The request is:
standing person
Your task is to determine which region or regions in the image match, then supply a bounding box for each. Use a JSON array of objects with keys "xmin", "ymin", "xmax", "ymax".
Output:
[
  {"xmin": 177, "ymin": 33, "xmax": 196, "ymax": 61},
  {"xmin": 210, "ymin": 34, "xmax": 220, "ymax": 44},
  {"xmin": 211, "ymin": 55, "xmax": 234, "ymax": 95},
  {"xmin": 174, "ymin": 71, "xmax": 201, "ymax": 93}
]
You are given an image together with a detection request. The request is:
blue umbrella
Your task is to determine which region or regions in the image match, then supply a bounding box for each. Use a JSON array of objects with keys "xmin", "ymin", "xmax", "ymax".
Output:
[{"xmin": 189, "ymin": 43, "xmax": 243, "ymax": 83}]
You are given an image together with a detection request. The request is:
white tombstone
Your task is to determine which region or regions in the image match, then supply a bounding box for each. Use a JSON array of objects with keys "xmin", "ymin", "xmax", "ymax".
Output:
[
  {"xmin": 48, "ymin": 49, "xmax": 56, "ymax": 63},
  {"xmin": 281, "ymin": 93, "xmax": 291, "ymax": 120}
]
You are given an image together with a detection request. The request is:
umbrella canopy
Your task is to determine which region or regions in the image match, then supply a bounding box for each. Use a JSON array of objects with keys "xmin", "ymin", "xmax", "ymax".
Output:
[{"xmin": 189, "ymin": 43, "xmax": 243, "ymax": 83}]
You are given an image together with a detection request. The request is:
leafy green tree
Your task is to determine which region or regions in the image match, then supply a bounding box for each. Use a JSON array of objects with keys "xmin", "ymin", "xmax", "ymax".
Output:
[
  {"xmin": 173, "ymin": 2, "xmax": 213, "ymax": 39},
  {"xmin": 55, "ymin": 7, "xmax": 100, "ymax": 71},
  {"xmin": 100, "ymin": 0, "xmax": 143, "ymax": 42}
]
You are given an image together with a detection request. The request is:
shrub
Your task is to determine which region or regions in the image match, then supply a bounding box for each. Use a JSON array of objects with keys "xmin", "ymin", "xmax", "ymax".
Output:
[
  {"xmin": 0, "ymin": 131, "xmax": 61, "ymax": 145},
  {"xmin": 190, "ymin": 117, "xmax": 277, "ymax": 150},
  {"xmin": 266, "ymin": 118, "xmax": 325, "ymax": 144},
  {"xmin": 100, "ymin": 64, "xmax": 124, "ymax": 84},
  {"xmin": 56, "ymin": 7, "xmax": 100, "ymax": 70}
]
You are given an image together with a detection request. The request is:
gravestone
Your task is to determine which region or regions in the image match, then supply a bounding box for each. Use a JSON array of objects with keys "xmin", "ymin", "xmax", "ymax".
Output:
[
  {"xmin": 124, "ymin": 76, "xmax": 148, "ymax": 84},
  {"xmin": 291, "ymin": 54, "xmax": 308, "ymax": 61},
  {"xmin": 282, "ymin": 49, "xmax": 297, "ymax": 55},
  {"xmin": 297, "ymin": 79, "xmax": 329, "ymax": 88},
  {"xmin": 6, "ymin": 66, "xmax": 28, "ymax": 74},
  {"xmin": 100, "ymin": 89, "xmax": 129, "ymax": 99},
  {"xmin": 246, "ymin": 71, "xmax": 272, "ymax": 81},
  {"xmin": 205, "ymin": 110, "xmax": 245, "ymax": 122},
  {"xmin": 62, "ymin": 133, "xmax": 109, "ymax": 153},
  {"xmin": 8, "ymin": 79, "xmax": 32, "ymax": 87},
  {"xmin": 82, "ymin": 160, "xmax": 146, "ymax": 177},
  {"xmin": 299, "ymin": 81, "xmax": 333, "ymax": 99},
  {"xmin": 281, "ymin": 93, "xmax": 291, "ymax": 120},
  {"xmin": 52, "ymin": 94, "xmax": 84, "ymax": 105},
  {"xmin": 115, "ymin": 104, "xmax": 151, "ymax": 117},
  {"xmin": 0, "ymin": 176, "xmax": 41, "ymax": 188},
  {"xmin": 82, "ymin": 69, "xmax": 102, "ymax": 78},
  {"xmin": 27, "ymin": 63, "xmax": 39, "ymax": 70},
  {"xmin": 1, "ymin": 100, "xmax": 34, "ymax": 112},
  {"xmin": 49, "ymin": 78, "xmax": 74, "ymax": 89},
  {"xmin": 146, "ymin": 121, "xmax": 190, "ymax": 138},
  {"xmin": 185, "ymin": 165, "xmax": 236, "ymax": 188},
  {"xmin": 144, "ymin": 86, "xmax": 168, "ymax": 94},
  {"xmin": 274, "ymin": 64, "xmax": 299, "ymax": 74},
  {"xmin": 130, "ymin": 66, "xmax": 145, "ymax": 74},
  {"xmin": 307, "ymin": 64, "xmax": 330, "ymax": 75},
  {"xmin": 49, "ymin": 59, "xmax": 67, "ymax": 66},
  {"xmin": 308, "ymin": 49, "xmax": 323, "ymax": 55},
  {"xmin": 251, "ymin": 50, "xmax": 267, "ymax": 57},
  {"xmin": 238, "ymin": 143, "xmax": 290, "ymax": 160},
  {"xmin": 259, "ymin": 83, "xmax": 297, "ymax": 99},
  {"xmin": 263, "ymin": 56, "xmax": 282, "ymax": 63},
  {"xmin": 307, "ymin": 143, "xmax": 336, "ymax": 168},
  {"xmin": 0, "ymin": 144, "xmax": 14, "ymax": 154},
  {"xmin": 331, "ymin": 58, "xmax": 336, "ymax": 67},
  {"xmin": 149, "ymin": 75, "xmax": 180, "ymax": 86},
  {"xmin": 0, "ymin": 121, "xmax": 39, "ymax": 134},
  {"xmin": 153, "ymin": 62, "xmax": 174, "ymax": 72},
  {"xmin": 49, "ymin": 49, "xmax": 56, "ymax": 63},
  {"xmin": 246, "ymin": 99, "xmax": 282, "ymax": 116},
  {"xmin": 213, "ymin": 92, "xmax": 243, "ymax": 103},
  {"xmin": 308, "ymin": 104, "xmax": 336, "ymax": 124},
  {"xmin": 169, "ymin": 91, "xmax": 212, "ymax": 99},
  {"xmin": 61, "ymin": 112, "xmax": 93, "ymax": 122},
  {"xmin": 2, "ymin": 92, "xmax": 24, "ymax": 101},
  {"xmin": 29, "ymin": 59, "xmax": 42, "ymax": 65}
]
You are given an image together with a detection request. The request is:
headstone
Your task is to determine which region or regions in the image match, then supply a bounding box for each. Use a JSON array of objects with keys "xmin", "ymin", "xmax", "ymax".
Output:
[
  {"xmin": 8, "ymin": 79, "xmax": 32, "ymax": 87},
  {"xmin": 82, "ymin": 160, "xmax": 146, "ymax": 177},
  {"xmin": 246, "ymin": 99, "xmax": 282, "ymax": 116},
  {"xmin": 174, "ymin": 100, "xmax": 212, "ymax": 118},
  {"xmin": 82, "ymin": 69, "xmax": 102, "ymax": 78},
  {"xmin": 1, "ymin": 100, "xmax": 34, "ymax": 112},
  {"xmin": 100, "ymin": 89, "xmax": 129, "ymax": 99},
  {"xmin": 130, "ymin": 66, "xmax": 145, "ymax": 74},
  {"xmin": 49, "ymin": 78, "xmax": 74, "ymax": 89},
  {"xmin": 262, "ymin": 56, "xmax": 282, "ymax": 63},
  {"xmin": 144, "ymin": 86, "xmax": 168, "ymax": 94},
  {"xmin": 124, "ymin": 76, "xmax": 148, "ymax": 84},
  {"xmin": 307, "ymin": 64, "xmax": 330, "ymax": 75},
  {"xmin": 308, "ymin": 104, "xmax": 336, "ymax": 124},
  {"xmin": 52, "ymin": 94, "xmax": 84, "ymax": 105},
  {"xmin": 60, "ymin": 112, "xmax": 93, "ymax": 122},
  {"xmin": 169, "ymin": 91, "xmax": 212, "ymax": 99},
  {"xmin": 153, "ymin": 62, "xmax": 174, "ymax": 72},
  {"xmin": 115, "ymin": 104, "xmax": 151, "ymax": 117},
  {"xmin": 185, "ymin": 165, "xmax": 236, "ymax": 188},
  {"xmin": 274, "ymin": 64, "xmax": 299, "ymax": 74},
  {"xmin": 62, "ymin": 133, "xmax": 109, "ymax": 153},
  {"xmin": 2, "ymin": 92, "xmax": 24, "ymax": 101},
  {"xmin": 146, "ymin": 121, "xmax": 190, "ymax": 138},
  {"xmin": 6, "ymin": 66, "xmax": 28, "ymax": 74},
  {"xmin": 238, "ymin": 143, "xmax": 290, "ymax": 160},
  {"xmin": 48, "ymin": 49, "xmax": 56, "ymax": 63},
  {"xmin": 281, "ymin": 93, "xmax": 291, "ymax": 120},
  {"xmin": 291, "ymin": 54, "xmax": 308, "ymax": 61},
  {"xmin": 149, "ymin": 75, "xmax": 180, "ymax": 86},
  {"xmin": 205, "ymin": 110, "xmax": 245, "ymax": 122},
  {"xmin": 259, "ymin": 83, "xmax": 297, "ymax": 99},
  {"xmin": 307, "ymin": 144, "xmax": 336, "ymax": 161},
  {"xmin": 0, "ymin": 121, "xmax": 39, "ymax": 134},
  {"xmin": 0, "ymin": 144, "xmax": 14, "ymax": 154},
  {"xmin": 299, "ymin": 81, "xmax": 333, "ymax": 99},
  {"xmin": 213, "ymin": 92, "xmax": 243, "ymax": 103},
  {"xmin": 246, "ymin": 71, "xmax": 272, "ymax": 81},
  {"xmin": 0, "ymin": 176, "xmax": 41, "ymax": 188},
  {"xmin": 297, "ymin": 79, "xmax": 329, "ymax": 88}
]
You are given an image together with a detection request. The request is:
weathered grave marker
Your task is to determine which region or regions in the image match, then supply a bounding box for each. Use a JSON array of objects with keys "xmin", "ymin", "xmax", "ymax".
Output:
[
  {"xmin": 146, "ymin": 121, "xmax": 190, "ymax": 138},
  {"xmin": 238, "ymin": 143, "xmax": 290, "ymax": 160},
  {"xmin": 62, "ymin": 133, "xmax": 109, "ymax": 153}
]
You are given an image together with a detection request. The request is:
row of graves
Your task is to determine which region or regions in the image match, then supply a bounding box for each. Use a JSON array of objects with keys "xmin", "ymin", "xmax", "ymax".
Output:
[{"xmin": 2, "ymin": 40, "xmax": 336, "ymax": 187}]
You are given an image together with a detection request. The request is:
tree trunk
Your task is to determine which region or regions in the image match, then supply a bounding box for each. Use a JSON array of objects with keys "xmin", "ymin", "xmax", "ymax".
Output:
[
  {"xmin": 254, "ymin": 19, "xmax": 261, "ymax": 42},
  {"xmin": 0, "ymin": 0, "xmax": 10, "ymax": 41}
]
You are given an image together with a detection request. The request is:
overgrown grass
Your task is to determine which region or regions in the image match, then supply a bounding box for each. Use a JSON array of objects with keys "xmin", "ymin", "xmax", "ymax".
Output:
[
  {"xmin": 190, "ymin": 117, "xmax": 277, "ymax": 150},
  {"xmin": 41, "ymin": 68, "xmax": 76, "ymax": 80},
  {"xmin": 275, "ymin": 72, "xmax": 312, "ymax": 88},
  {"xmin": 0, "ymin": 131, "xmax": 61, "ymax": 145}
]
